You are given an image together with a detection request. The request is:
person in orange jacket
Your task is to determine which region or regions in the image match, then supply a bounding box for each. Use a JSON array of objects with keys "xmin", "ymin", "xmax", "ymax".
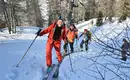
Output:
[
  {"xmin": 63, "ymin": 24, "xmax": 78, "ymax": 54},
  {"xmin": 37, "ymin": 19, "xmax": 67, "ymax": 72}
]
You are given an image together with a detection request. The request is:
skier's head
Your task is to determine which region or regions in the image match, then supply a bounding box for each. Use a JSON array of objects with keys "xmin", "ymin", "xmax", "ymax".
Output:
[
  {"xmin": 56, "ymin": 19, "xmax": 63, "ymax": 27},
  {"xmin": 56, "ymin": 16, "xmax": 64, "ymax": 27},
  {"xmin": 70, "ymin": 24, "xmax": 75, "ymax": 30},
  {"xmin": 84, "ymin": 29, "xmax": 88, "ymax": 33},
  {"xmin": 123, "ymin": 38, "xmax": 128, "ymax": 43}
]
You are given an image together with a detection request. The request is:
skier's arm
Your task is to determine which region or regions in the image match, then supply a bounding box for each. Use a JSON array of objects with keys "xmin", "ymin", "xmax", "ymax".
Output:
[
  {"xmin": 74, "ymin": 29, "xmax": 78, "ymax": 39},
  {"xmin": 79, "ymin": 33, "xmax": 83, "ymax": 39},
  {"xmin": 39, "ymin": 24, "xmax": 53, "ymax": 36},
  {"xmin": 75, "ymin": 34, "xmax": 78, "ymax": 39},
  {"xmin": 121, "ymin": 44, "xmax": 124, "ymax": 49},
  {"xmin": 66, "ymin": 28, "xmax": 69, "ymax": 34}
]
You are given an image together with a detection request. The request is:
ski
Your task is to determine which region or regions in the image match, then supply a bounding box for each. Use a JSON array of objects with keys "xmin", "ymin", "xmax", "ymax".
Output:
[
  {"xmin": 43, "ymin": 63, "xmax": 61, "ymax": 80},
  {"xmin": 43, "ymin": 51, "xmax": 78, "ymax": 80}
]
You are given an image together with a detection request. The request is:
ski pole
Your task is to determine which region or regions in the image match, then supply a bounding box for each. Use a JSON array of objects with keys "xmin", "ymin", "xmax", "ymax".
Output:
[
  {"xmin": 16, "ymin": 35, "xmax": 38, "ymax": 67},
  {"xmin": 16, "ymin": 29, "xmax": 42, "ymax": 67},
  {"xmin": 76, "ymin": 39, "xmax": 79, "ymax": 51},
  {"xmin": 67, "ymin": 44, "xmax": 73, "ymax": 72}
]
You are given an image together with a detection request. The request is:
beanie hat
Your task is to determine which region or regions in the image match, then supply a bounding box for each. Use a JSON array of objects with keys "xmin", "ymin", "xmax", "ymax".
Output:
[{"xmin": 84, "ymin": 29, "xmax": 88, "ymax": 32}]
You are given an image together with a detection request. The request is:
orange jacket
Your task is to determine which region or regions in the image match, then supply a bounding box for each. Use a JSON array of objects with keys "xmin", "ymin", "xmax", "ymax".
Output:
[
  {"xmin": 40, "ymin": 23, "xmax": 66, "ymax": 44},
  {"xmin": 67, "ymin": 28, "xmax": 78, "ymax": 42}
]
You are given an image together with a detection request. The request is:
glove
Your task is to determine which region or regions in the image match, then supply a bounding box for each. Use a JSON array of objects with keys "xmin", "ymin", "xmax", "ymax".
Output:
[{"xmin": 36, "ymin": 29, "xmax": 42, "ymax": 36}]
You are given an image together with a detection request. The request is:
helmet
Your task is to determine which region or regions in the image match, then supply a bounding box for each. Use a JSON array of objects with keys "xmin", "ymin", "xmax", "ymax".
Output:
[{"xmin": 58, "ymin": 15, "xmax": 63, "ymax": 21}]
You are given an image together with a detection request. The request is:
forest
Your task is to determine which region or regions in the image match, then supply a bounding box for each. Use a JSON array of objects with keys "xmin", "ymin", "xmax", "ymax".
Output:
[{"xmin": 0, "ymin": 0, "xmax": 130, "ymax": 33}]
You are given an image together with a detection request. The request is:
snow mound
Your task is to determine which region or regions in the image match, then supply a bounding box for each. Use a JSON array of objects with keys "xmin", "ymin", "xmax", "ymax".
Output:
[
  {"xmin": 5, "ymin": 53, "xmax": 45, "ymax": 80},
  {"xmin": 0, "ymin": 27, "xmax": 47, "ymax": 41}
]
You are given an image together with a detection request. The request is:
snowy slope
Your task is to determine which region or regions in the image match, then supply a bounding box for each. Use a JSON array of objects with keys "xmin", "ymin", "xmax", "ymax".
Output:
[
  {"xmin": 1, "ymin": 18, "xmax": 130, "ymax": 80},
  {"xmin": 0, "ymin": 27, "xmax": 47, "ymax": 80},
  {"xmin": 59, "ymin": 18, "xmax": 130, "ymax": 80}
]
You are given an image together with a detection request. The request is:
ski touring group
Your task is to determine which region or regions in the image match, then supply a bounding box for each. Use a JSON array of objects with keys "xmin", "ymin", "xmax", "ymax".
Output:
[
  {"xmin": 17, "ymin": 16, "xmax": 130, "ymax": 79},
  {"xmin": 36, "ymin": 17, "xmax": 92, "ymax": 79},
  {"xmin": 36, "ymin": 17, "xmax": 130, "ymax": 79}
]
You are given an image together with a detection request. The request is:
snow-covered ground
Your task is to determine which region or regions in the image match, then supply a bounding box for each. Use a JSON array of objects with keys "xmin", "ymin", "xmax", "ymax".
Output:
[{"xmin": 1, "ymin": 18, "xmax": 130, "ymax": 80}]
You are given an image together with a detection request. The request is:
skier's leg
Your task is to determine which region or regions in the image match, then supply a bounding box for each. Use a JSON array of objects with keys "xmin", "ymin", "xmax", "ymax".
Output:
[
  {"xmin": 69, "ymin": 42, "xmax": 74, "ymax": 53},
  {"xmin": 63, "ymin": 42, "xmax": 68, "ymax": 55},
  {"xmin": 54, "ymin": 42, "xmax": 62, "ymax": 63},
  {"xmin": 46, "ymin": 42, "xmax": 53, "ymax": 67},
  {"xmin": 80, "ymin": 40, "xmax": 84, "ymax": 51},
  {"xmin": 85, "ymin": 40, "xmax": 89, "ymax": 51},
  {"xmin": 121, "ymin": 50, "xmax": 127, "ymax": 61}
]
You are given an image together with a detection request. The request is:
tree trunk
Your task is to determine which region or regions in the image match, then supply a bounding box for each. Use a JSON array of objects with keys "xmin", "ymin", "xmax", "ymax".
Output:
[{"xmin": 1, "ymin": 0, "xmax": 11, "ymax": 34}]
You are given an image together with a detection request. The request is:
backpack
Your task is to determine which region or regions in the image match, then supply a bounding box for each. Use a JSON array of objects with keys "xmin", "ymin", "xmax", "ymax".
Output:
[{"xmin": 83, "ymin": 32, "xmax": 89, "ymax": 41}]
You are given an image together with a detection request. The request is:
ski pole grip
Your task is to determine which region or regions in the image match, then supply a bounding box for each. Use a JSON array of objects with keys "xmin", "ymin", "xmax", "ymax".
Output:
[{"xmin": 37, "ymin": 29, "xmax": 42, "ymax": 36}]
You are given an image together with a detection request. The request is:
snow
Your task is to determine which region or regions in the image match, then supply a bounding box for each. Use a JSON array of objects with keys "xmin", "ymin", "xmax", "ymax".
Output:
[
  {"xmin": 76, "ymin": 18, "xmax": 97, "ymax": 32},
  {"xmin": 1, "ymin": 18, "xmax": 130, "ymax": 80},
  {"xmin": 93, "ymin": 18, "xmax": 130, "ymax": 43},
  {"xmin": 0, "ymin": 27, "xmax": 48, "ymax": 41},
  {"xmin": 39, "ymin": 0, "xmax": 48, "ymax": 21}
]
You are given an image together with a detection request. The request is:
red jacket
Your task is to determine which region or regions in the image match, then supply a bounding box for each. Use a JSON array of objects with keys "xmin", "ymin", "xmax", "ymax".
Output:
[{"xmin": 40, "ymin": 23, "xmax": 66, "ymax": 44}]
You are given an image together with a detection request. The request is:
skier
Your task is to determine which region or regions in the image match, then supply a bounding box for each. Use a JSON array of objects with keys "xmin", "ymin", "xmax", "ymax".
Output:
[
  {"xmin": 37, "ymin": 18, "xmax": 67, "ymax": 72},
  {"xmin": 121, "ymin": 39, "xmax": 130, "ymax": 61},
  {"xmin": 63, "ymin": 24, "xmax": 78, "ymax": 55},
  {"xmin": 79, "ymin": 29, "xmax": 92, "ymax": 51}
]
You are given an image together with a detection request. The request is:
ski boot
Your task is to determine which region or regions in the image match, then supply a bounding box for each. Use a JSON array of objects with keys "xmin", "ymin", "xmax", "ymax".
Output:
[
  {"xmin": 86, "ymin": 48, "xmax": 88, "ymax": 51},
  {"xmin": 80, "ymin": 48, "xmax": 83, "ymax": 51},
  {"xmin": 70, "ymin": 50, "xmax": 74, "ymax": 53},
  {"xmin": 53, "ymin": 61, "xmax": 62, "ymax": 78},
  {"xmin": 47, "ymin": 66, "xmax": 52, "ymax": 73},
  {"xmin": 121, "ymin": 57, "xmax": 127, "ymax": 61}
]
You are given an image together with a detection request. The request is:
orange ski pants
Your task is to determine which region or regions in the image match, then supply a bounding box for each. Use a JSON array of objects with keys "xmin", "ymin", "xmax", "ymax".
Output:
[{"xmin": 46, "ymin": 41, "xmax": 62, "ymax": 67}]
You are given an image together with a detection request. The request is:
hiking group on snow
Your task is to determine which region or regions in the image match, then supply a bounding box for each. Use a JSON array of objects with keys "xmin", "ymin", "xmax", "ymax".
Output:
[
  {"xmin": 35, "ymin": 17, "xmax": 130, "ymax": 79},
  {"xmin": 3, "ymin": 15, "xmax": 129, "ymax": 80},
  {"xmin": 36, "ymin": 17, "xmax": 92, "ymax": 78}
]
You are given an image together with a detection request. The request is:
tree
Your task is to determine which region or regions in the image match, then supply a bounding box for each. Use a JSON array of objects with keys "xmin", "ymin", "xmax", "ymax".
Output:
[
  {"xmin": 26, "ymin": 0, "xmax": 44, "ymax": 27},
  {"xmin": 96, "ymin": 11, "xmax": 103, "ymax": 26},
  {"xmin": 108, "ymin": 0, "xmax": 115, "ymax": 22},
  {"xmin": 1, "ymin": 0, "xmax": 11, "ymax": 34},
  {"xmin": 1, "ymin": 0, "xmax": 27, "ymax": 33},
  {"xmin": 84, "ymin": 10, "xmax": 90, "ymax": 21},
  {"xmin": 119, "ymin": 0, "xmax": 130, "ymax": 22}
]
